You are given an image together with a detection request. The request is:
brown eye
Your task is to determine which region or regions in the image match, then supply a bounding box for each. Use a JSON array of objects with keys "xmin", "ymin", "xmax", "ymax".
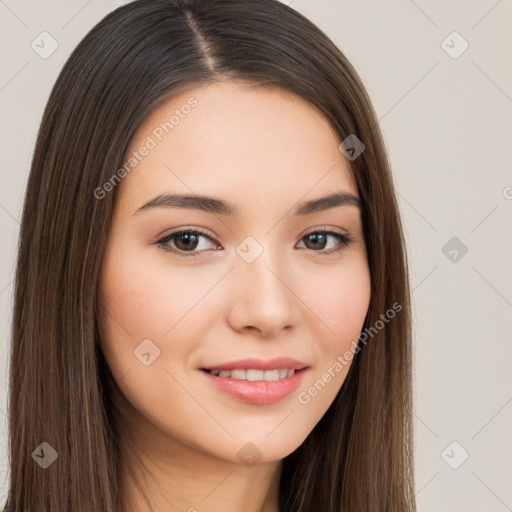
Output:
[
  {"xmin": 173, "ymin": 232, "xmax": 200, "ymax": 251},
  {"xmin": 298, "ymin": 230, "xmax": 353, "ymax": 254},
  {"xmin": 156, "ymin": 229, "xmax": 218, "ymax": 257}
]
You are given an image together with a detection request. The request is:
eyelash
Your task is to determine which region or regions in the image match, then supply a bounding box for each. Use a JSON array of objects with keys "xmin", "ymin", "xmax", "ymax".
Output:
[{"xmin": 155, "ymin": 227, "xmax": 354, "ymax": 258}]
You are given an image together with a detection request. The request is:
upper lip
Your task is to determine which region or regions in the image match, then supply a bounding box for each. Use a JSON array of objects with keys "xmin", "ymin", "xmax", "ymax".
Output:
[{"xmin": 201, "ymin": 357, "xmax": 310, "ymax": 372}]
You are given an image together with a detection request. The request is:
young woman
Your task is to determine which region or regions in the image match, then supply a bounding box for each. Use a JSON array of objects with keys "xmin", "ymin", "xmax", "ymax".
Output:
[{"xmin": 4, "ymin": 0, "xmax": 415, "ymax": 510}]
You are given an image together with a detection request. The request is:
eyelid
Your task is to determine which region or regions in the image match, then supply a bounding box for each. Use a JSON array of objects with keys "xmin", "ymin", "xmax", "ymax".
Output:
[
  {"xmin": 300, "ymin": 224, "xmax": 354, "ymax": 243},
  {"xmin": 301, "ymin": 224, "xmax": 350, "ymax": 237},
  {"xmin": 155, "ymin": 227, "xmax": 219, "ymax": 253}
]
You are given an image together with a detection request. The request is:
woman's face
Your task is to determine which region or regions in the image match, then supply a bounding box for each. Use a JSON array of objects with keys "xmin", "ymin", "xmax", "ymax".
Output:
[{"xmin": 98, "ymin": 81, "xmax": 371, "ymax": 464}]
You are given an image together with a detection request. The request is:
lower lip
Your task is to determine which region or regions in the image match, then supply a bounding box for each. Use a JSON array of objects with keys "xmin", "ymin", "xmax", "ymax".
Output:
[{"xmin": 199, "ymin": 368, "xmax": 308, "ymax": 405}]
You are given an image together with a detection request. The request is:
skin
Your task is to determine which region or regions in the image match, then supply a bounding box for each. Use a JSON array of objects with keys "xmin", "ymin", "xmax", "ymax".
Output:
[{"xmin": 97, "ymin": 81, "xmax": 371, "ymax": 512}]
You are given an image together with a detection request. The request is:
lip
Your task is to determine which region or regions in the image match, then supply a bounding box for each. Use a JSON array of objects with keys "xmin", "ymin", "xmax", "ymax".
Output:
[
  {"xmin": 199, "ymin": 366, "xmax": 309, "ymax": 404},
  {"xmin": 200, "ymin": 356, "xmax": 309, "ymax": 372}
]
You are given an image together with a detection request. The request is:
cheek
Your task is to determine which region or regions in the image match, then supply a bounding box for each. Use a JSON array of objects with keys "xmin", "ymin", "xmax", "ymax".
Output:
[
  {"xmin": 97, "ymin": 245, "xmax": 170, "ymax": 377},
  {"xmin": 97, "ymin": 244, "xmax": 219, "ymax": 380},
  {"xmin": 304, "ymin": 259, "xmax": 371, "ymax": 349},
  {"xmin": 99, "ymin": 248, "xmax": 207, "ymax": 338},
  {"xmin": 290, "ymin": 262, "xmax": 370, "ymax": 436}
]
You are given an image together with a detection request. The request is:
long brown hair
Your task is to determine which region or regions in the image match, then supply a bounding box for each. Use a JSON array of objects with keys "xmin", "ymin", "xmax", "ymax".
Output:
[{"xmin": 5, "ymin": 0, "xmax": 415, "ymax": 510}]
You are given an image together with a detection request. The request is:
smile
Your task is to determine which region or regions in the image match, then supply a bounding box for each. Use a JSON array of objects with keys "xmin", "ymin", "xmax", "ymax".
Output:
[
  {"xmin": 204, "ymin": 368, "xmax": 297, "ymax": 381},
  {"xmin": 199, "ymin": 361, "xmax": 309, "ymax": 404}
]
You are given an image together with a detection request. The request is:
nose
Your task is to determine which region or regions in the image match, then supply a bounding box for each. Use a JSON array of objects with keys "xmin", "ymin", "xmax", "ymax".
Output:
[{"xmin": 226, "ymin": 248, "xmax": 300, "ymax": 338}]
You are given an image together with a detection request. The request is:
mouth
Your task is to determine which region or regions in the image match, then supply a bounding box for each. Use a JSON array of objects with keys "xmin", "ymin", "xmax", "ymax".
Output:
[
  {"xmin": 198, "ymin": 358, "xmax": 310, "ymax": 404},
  {"xmin": 201, "ymin": 367, "xmax": 307, "ymax": 381}
]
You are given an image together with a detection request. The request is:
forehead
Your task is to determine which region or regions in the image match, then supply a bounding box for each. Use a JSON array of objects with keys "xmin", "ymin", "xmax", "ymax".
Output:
[{"xmin": 116, "ymin": 81, "xmax": 358, "ymax": 216}]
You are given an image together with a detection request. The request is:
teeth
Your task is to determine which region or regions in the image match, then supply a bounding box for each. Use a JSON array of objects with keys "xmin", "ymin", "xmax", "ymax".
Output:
[
  {"xmin": 207, "ymin": 368, "xmax": 297, "ymax": 381},
  {"xmin": 262, "ymin": 369, "xmax": 280, "ymax": 382},
  {"xmin": 230, "ymin": 369, "xmax": 246, "ymax": 379},
  {"xmin": 246, "ymin": 369, "xmax": 264, "ymax": 381}
]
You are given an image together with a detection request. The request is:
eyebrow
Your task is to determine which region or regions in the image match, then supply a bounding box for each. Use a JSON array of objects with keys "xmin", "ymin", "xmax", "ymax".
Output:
[{"xmin": 133, "ymin": 191, "xmax": 362, "ymax": 217}]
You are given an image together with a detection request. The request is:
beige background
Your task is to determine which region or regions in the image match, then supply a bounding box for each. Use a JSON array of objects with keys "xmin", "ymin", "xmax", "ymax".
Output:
[{"xmin": 1, "ymin": 0, "xmax": 511, "ymax": 510}]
